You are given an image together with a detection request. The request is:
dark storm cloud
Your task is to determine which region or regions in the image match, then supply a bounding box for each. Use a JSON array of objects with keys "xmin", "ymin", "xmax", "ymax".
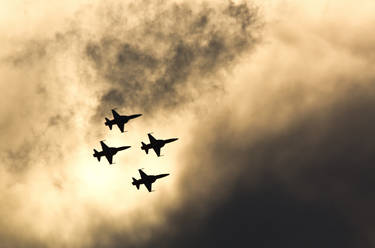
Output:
[
  {"xmin": 88, "ymin": 81, "xmax": 375, "ymax": 248},
  {"xmin": 132, "ymin": 187, "xmax": 360, "ymax": 248},
  {"xmin": 85, "ymin": 1, "xmax": 261, "ymax": 118},
  {"xmin": 164, "ymin": 83, "xmax": 375, "ymax": 248}
]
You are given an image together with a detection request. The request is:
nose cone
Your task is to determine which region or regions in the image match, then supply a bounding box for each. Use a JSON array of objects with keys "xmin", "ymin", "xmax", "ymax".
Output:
[
  {"xmin": 159, "ymin": 173, "xmax": 170, "ymax": 178},
  {"xmin": 132, "ymin": 114, "xmax": 142, "ymax": 119},
  {"xmin": 165, "ymin": 138, "xmax": 178, "ymax": 143},
  {"xmin": 118, "ymin": 146, "xmax": 131, "ymax": 151}
]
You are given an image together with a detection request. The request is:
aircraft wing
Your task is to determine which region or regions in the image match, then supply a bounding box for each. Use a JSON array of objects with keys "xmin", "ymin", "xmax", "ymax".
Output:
[
  {"xmin": 117, "ymin": 122, "xmax": 125, "ymax": 133},
  {"xmin": 153, "ymin": 146, "xmax": 161, "ymax": 157},
  {"xmin": 105, "ymin": 154, "xmax": 113, "ymax": 164},
  {"xmin": 144, "ymin": 182, "xmax": 152, "ymax": 192},
  {"xmin": 139, "ymin": 169, "xmax": 148, "ymax": 179},
  {"xmin": 112, "ymin": 109, "xmax": 120, "ymax": 118},
  {"xmin": 100, "ymin": 141, "xmax": 109, "ymax": 150},
  {"xmin": 148, "ymin": 133, "xmax": 157, "ymax": 144}
]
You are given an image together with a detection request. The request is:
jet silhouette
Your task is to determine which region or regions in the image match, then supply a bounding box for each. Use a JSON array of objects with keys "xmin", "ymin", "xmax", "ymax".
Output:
[
  {"xmin": 141, "ymin": 133, "xmax": 178, "ymax": 157},
  {"xmin": 105, "ymin": 109, "xmax": 142, "ymax": 133},
  {"xmin": 132, "ymin": 169, "xmax": 169, "ymax": 192},
  {"xmin": 93, "ymin": 141, "xmax": 131, "ymax": 164}
]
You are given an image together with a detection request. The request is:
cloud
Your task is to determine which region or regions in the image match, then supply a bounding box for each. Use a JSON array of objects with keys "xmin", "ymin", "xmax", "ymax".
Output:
[
  {"xmin": 85, "ymin": 81, "xmax": 373, "ymax": 248},
  {"xmin": 87, "ymin": 72, "xmax": 375, "ymax": 248},
  {"xmin": 1, "ymin": 0, "xmax": 375, "ymax": 248},
  {"xmin": 84, "ymin": 0, "xmax": 261, "ymax": 118},
  {"xmin": 84, "ymin": 1, "xmax": 375, "ymax": 247},
  {"xmin": 0, "ymin": 1, "xmax": 261, "ymax": 247}
]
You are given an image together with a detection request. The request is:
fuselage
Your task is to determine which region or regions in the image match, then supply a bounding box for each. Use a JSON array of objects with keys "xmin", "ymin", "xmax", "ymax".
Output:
[
  {"xmin": 105, "ymin": 113, "xmax": 142, "ymax": 129},
  {"xmin": 132, "ymin": 174, "xmax": 170, "ymax": 185},
  {"xmin": 93, "ymin": 146, "xmax": 130, "ymax": 158},
  {"xmin": 144, "ymin": 138, "xmax": 178, "ymax": 149},
  {"xmin": 111, "ymin": 114, "xmax": 142, "ymax": 124}
]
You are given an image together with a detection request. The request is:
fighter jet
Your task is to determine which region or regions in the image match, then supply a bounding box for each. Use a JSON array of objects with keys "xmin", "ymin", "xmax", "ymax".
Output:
[
  {"xmin": 93, "ymin": 141, "xmax": 131, "ymax": 164},
  {"xmin": 141, "ymin": 133, "xmax": 178, "ymax": 157},
  {"xmin": 105, "ymin": 109, "xmax": 142, "ymax": 133},
  {"xmin": 132, "ymin": 169, "xmax": 169, "ymax": 192}
]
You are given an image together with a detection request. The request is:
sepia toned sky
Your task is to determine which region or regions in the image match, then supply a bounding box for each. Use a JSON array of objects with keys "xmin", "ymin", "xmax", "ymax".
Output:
[{"xmin": 1, "ymin": 0, "xmax": 375, "ymax": 247}]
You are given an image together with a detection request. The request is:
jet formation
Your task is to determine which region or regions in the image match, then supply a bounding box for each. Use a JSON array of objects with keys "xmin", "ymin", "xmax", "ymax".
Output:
[{"xmin": 92, "ymin": 109, "xmax": 178, "ymax": 192}]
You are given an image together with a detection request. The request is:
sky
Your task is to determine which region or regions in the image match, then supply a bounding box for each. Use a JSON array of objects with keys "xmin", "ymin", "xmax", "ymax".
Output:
[{"xmin": 1, "ymin": 0, "xmax": 375, "ymax": 247}]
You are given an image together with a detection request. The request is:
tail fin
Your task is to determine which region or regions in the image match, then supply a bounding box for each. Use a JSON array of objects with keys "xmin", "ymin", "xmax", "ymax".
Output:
[
  {"xmin": 132, "ymin": 177, "xmax": 140, "ymax": 189},
  {"xmin": 93, "ymin": 149, "xmax": 101, "ymax": 161},
  {"xmin": 141, "ymin": 142, "xmax": 149, "ymax": 154},
  {"xmin": 105, "ymin": 118, "xmax": 112, "ymax": 130}
]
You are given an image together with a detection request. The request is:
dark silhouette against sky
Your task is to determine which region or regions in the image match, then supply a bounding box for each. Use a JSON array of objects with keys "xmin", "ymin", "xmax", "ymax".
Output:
[
  {"xmin": 104, "ymin": 109, "xmax": 142, "ymax": 133},
  {"xmin": 141, "ymin": 133, "xmax": 178, "ymax": 157},
  {"xmin": 93, "ymin": 140, "xmax": 131, "ymax": 164},
  {"xmin": 132, "ymin": 169, "xmax": 169, "ymax": 192}
]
